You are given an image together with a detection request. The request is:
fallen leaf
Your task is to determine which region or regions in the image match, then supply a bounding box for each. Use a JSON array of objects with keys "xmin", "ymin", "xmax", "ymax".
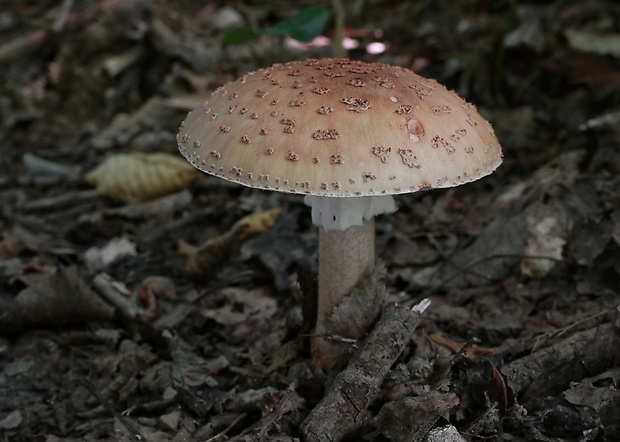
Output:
[
  {"xmin": 374, "ymin": 391, "xmax": 460, "ymax": 442},
  {"xmin": 100, "ymin": 236, "xmax": 137, "ymax": 267},
  {"xmin": 257, "ymin": 388, "xmax": 305, "ymax": 439},
  {"xmin": 564, "ymin": 368, "xmax": 620, "ymax": 431},
  {"xmin": 426, "ymin": 426, "xmax": 467, "ymax": 442},
  {"xmin": 166, "ymin": 333, "xmax": 219, "ymax": 388},
  {"xmin": 0, "ymin": 410, "xmax": 22, "ymax": 430},
  {"xmin": 435, "ymin": 212, "xmax": 529, "ymax": 288},
  {"xmin": 521, "ymin": 210, "xmax": 567, "ymax": 278},
  {"xmin": 133, "ymin": 276, "xmax": 177, "ymax": 323},
  {"xmin": 267, "ymin": 340, "xmax": 302, "ymax": 372},
  {"xmin": 240, "ymin": 211, "xmax": 313, "ymax": 291},
  {"xmin": 96, "ymin": 354, "xmax": 148, "ymax": 403},
  {"xmin": 565, "ymin": 29, "xmax": 620, "ymax": 57},
  {"xmin": 0, "ymin": 266, "xmax": 114, "ymax": 333},
  {"xmin": 234, "ymin": 207, "xmax": 282, "ymax": 241},
  {"xmin": 201, "ymin": 288, "xmax": 277, "ymax": 327},
  {"xmin": 140, "ymin": 276, "xmax": 177, "ymax": 300},
  {"xmin": 85, "ymin": 152, "xmax": 200, "ymax": 203},
  {"xmin": 159, "ymin": 410, "xmax": 181, "ymax": 431},
  {"xmin": 0, "ymin": 229, "xmax": 25, "ymax": 259},
  {"xmin": 182, "ymin": 208, "xmax": 281, "ymax": 276},
  {"xmin": 503, "ymin": 4, "xmax": 547, "ymax": 52},
  {"xmin": 568, "ymin": 219, "xmax": 612, "ymax": 265}
]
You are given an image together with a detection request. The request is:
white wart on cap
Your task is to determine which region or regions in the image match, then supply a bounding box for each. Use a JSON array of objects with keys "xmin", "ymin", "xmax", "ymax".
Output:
[{"xmin": 178, "ymin": 58, "xmax": 502, "ymax": 199}]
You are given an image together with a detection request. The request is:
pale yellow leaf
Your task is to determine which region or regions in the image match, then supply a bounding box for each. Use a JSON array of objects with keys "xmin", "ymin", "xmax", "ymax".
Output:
[
  {"xmin": 86, "ymin": 152, "xmax": 199, "ymax": 202},
  {"xmin": 233, "ymin": 207, "xmax": 282, "ymax": 241},
  {"xmin": 182, "ymin": 208, "xmax": 282, "ymax": 276}
]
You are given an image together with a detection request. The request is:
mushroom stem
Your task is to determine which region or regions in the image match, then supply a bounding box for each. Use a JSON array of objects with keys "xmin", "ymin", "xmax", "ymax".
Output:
[
  {"xmin": 313, "ymin": 218, "xmax": 375, "ymax": 366},
  {"xmin": 304, "ymin": 195, "xmax": 397, "ymax": 367}
]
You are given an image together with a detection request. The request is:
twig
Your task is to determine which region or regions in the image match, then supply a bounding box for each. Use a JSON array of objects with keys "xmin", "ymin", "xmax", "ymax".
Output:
[
  {"xmin": 52, "ymin": 0, "xmax": 74, "ymax": 32},
  {"xmin": 92, "ymin": 273, "xmax": 142, "ymax": 320},
  {"xmin": 23, "ymin": 153, "xmax": 76, "ymax": 178},
  {"xmin": 21, "ymin": 189, "xmax": 101, "ymax": 212},
  {"xmin": 301, "ymin": 299, "xmax": 431, "ymax": 442},
  {"xmin": 432, "ymin": 337, "xmax": 481, "ymax": 389},
  {"xmin": 0, "ymin": 29, "xmax": 49, "ymax": 64},
  {"xmin": 78, "ymin": 379, "xmax": 142, "ymax": 439},
  {"xmin": 205, "ymin": 413, "xmax": 248, "ymax": 442}
]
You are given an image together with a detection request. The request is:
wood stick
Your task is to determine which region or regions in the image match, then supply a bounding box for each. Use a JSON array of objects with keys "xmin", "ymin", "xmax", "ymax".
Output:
[
  {"xmin": 301, "ymin": 299, "xmax": 430, "ymax": 442},
  {"xmin": 22, "ymin": 189, "xmax": 100, "ymax": 212},
  {"xmin": 502, "ymin": 317, "xmax": 620, "ymax": 401}
]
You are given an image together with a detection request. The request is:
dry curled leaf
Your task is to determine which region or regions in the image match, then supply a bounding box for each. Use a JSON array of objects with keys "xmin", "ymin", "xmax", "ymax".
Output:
[
  {"xmin": 140, "ymin": 276, "xmax": 177, "ymax": 300},
  {"xmin": 85, "ymin": 152, "xmax": 200, "ymax": 203},
  {"xmin": 234, "ymin": 207, "xmax": 282, "ymax": 241},
  {"xmin": 133, "ymin": 276, "xmax": 176, "ymax": 323},
  {"xmin": 0, "ymin": 266, "xmax": 114, "ymax": 333},
  {"xmin": 182, "ymin": 208, "xmax": 282, "ymax": 276}
]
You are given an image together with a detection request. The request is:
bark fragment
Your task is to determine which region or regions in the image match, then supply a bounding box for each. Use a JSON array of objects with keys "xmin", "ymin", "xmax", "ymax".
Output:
[{"xmin": 502, "ymin": 317, "xmax": 620, "ymax": 401}]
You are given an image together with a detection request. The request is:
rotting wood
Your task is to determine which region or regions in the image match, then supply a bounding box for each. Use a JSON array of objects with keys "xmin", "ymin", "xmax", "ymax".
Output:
[
  {"xmin": 301, "ymin": 299, "xmax": 430, "ymax": 442},
  {"xmin": 502, "ymin": 314, "xmax": 620, "ymax": 402}
]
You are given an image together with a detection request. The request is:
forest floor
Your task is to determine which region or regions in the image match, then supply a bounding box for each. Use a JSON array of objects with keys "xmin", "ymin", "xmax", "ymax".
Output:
[{"xmin": 1, "ymin": 1, "xmax": 620, "ymax": 441}]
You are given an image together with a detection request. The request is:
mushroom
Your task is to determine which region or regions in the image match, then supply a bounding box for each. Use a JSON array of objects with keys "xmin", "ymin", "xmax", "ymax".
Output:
[{"xmin": 178, "ymin": 58, "xmax": 502, "ymax": 368}]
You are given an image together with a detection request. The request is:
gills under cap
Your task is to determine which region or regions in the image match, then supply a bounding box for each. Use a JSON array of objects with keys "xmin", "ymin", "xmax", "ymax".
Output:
[{"xmin": 178, "ymin": 58, "xmax": 502, "ymax": 198}]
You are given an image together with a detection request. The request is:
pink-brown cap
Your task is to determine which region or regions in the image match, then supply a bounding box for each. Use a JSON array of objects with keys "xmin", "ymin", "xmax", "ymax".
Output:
[{"xmin": 178, "ymin": 58, "xmax": 502, "ymax": 197}]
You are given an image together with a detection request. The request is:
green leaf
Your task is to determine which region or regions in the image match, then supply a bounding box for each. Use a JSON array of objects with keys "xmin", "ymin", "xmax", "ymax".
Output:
[
  {"xmin": 223, "ymin": 27, "xmax": 260, "ymax": 45},
  {"xmin": 264, "ymin": 6, "xmax": 332, "ymax": 42}
]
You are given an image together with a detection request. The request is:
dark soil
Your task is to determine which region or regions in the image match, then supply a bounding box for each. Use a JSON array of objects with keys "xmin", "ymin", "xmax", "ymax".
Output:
[{"xmin": 1, "ymin": 1, "xmax": 619, "ymax": 441}]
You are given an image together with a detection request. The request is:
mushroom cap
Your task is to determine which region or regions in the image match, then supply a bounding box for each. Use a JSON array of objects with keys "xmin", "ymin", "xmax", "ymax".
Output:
[{"xmin": 178, "ymin": 58, "xmax": 502, "ymax": 197}]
